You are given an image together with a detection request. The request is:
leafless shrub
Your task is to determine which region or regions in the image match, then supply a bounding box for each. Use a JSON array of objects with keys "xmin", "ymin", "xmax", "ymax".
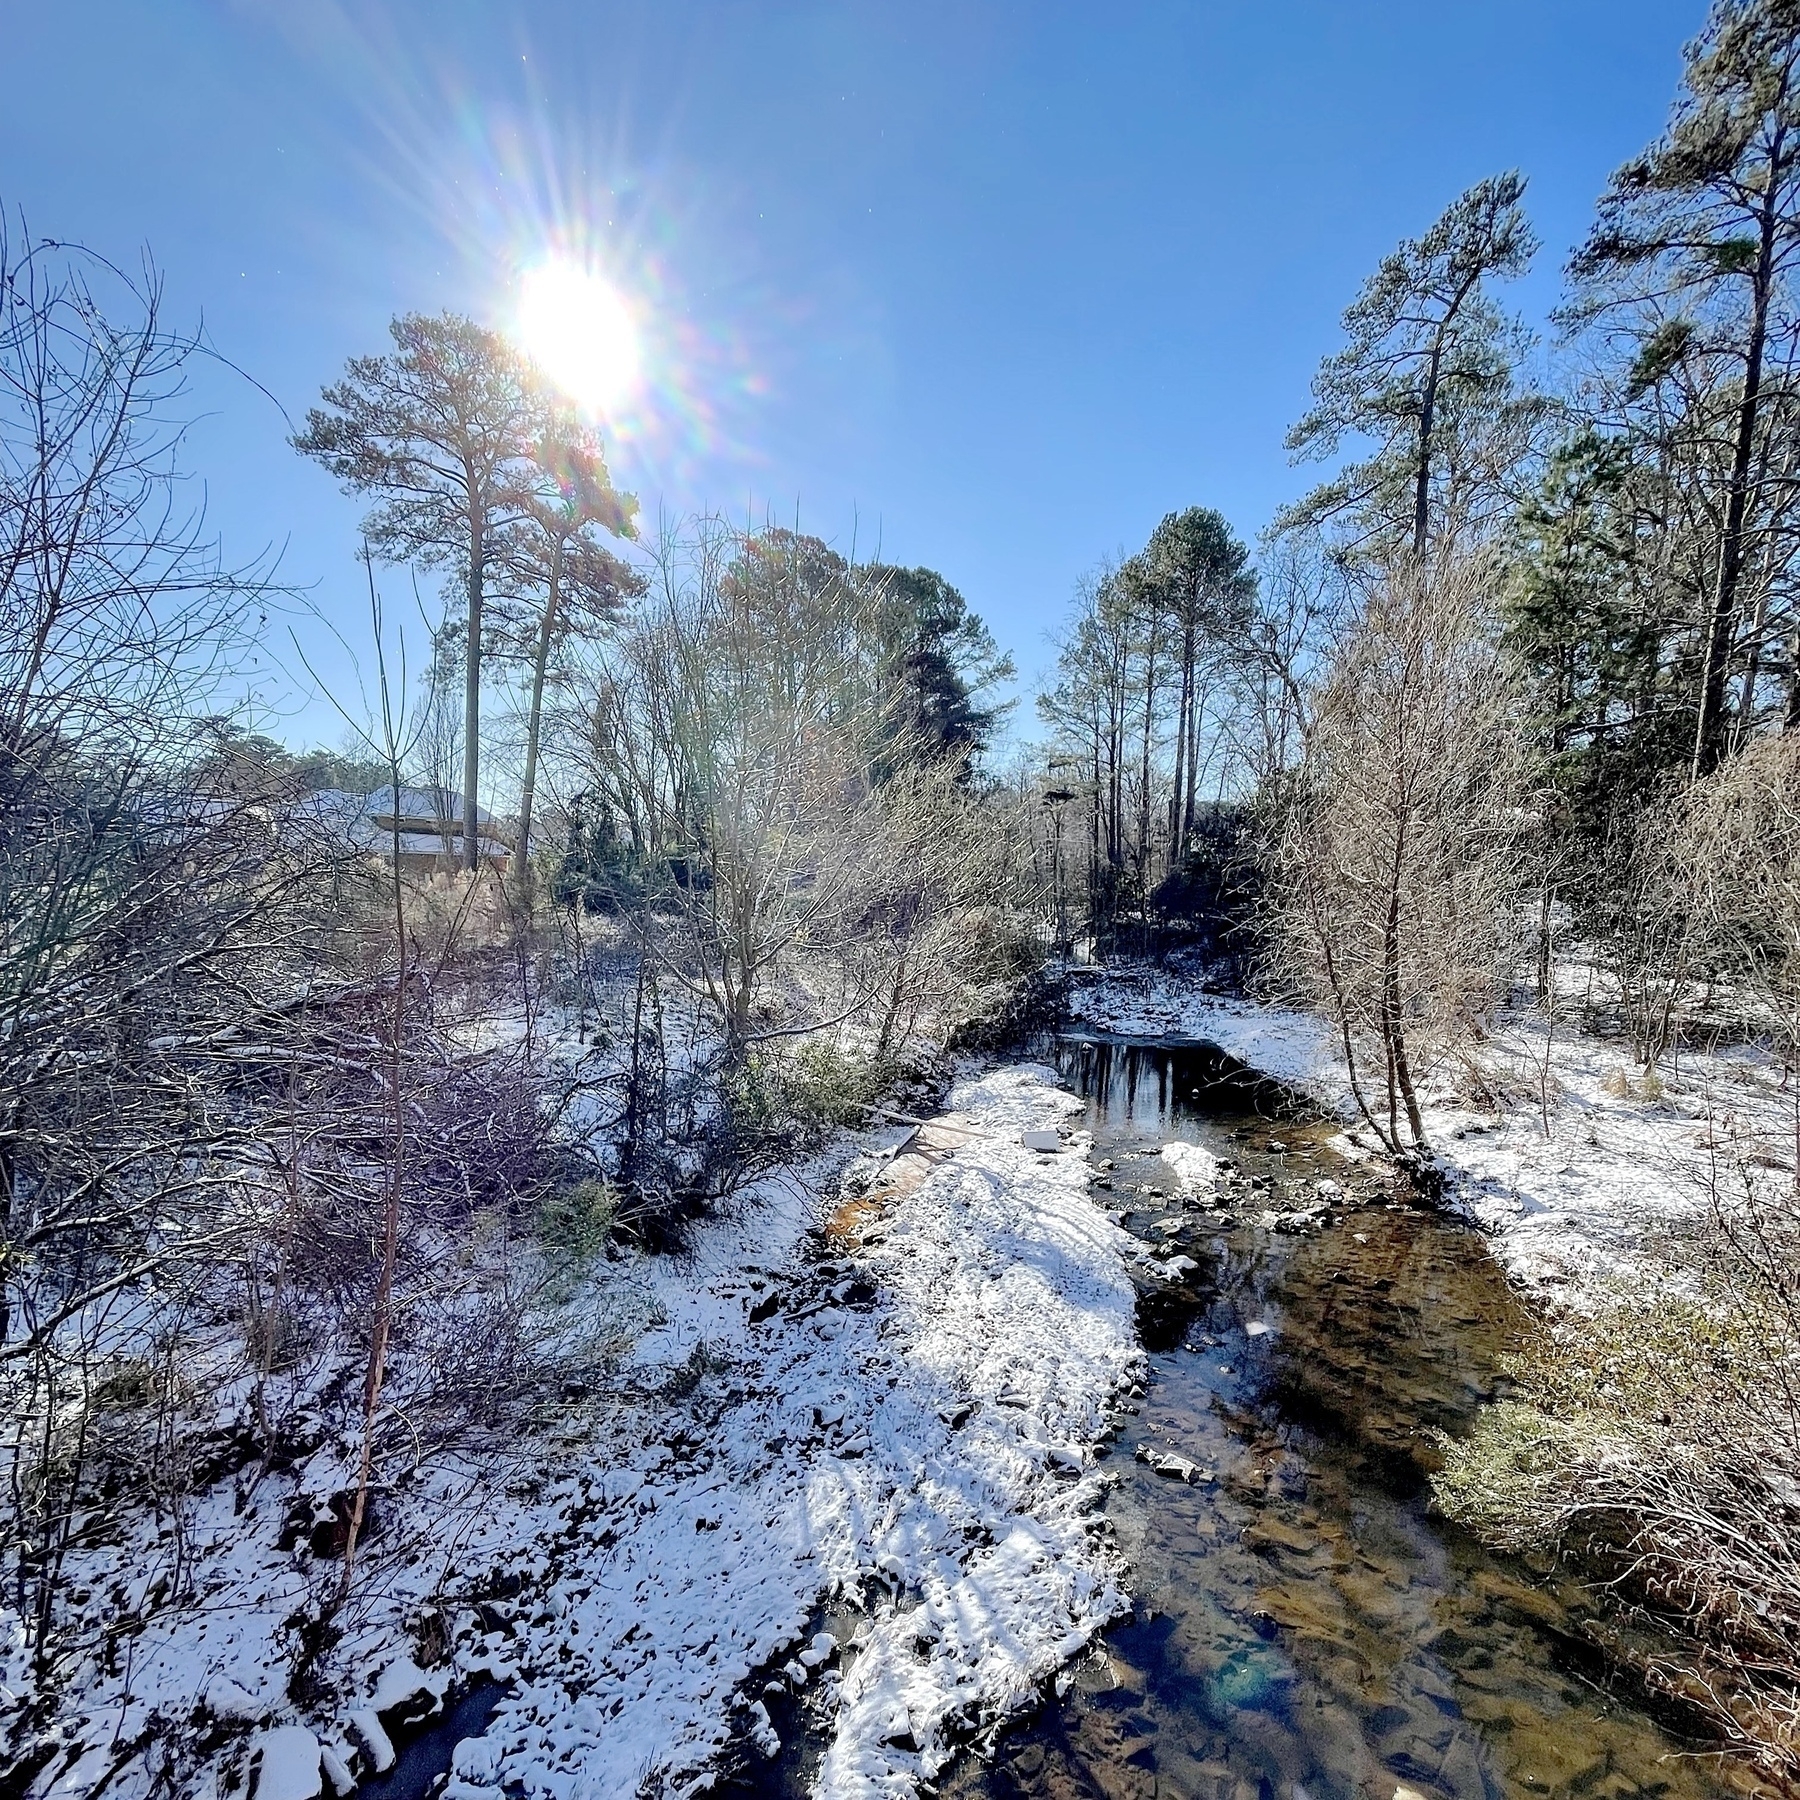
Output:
[
  {"xmin": 551, "ymin": 519, "xmax": 1041, "ymax": 1223},
  {"xmin": 1593, "ymin": 799, "xmax": 1699, "ymax": 1069},
  {"xmin": 0, "ymin": 222, "xmax": 614, "ymax": 1697},
  {"xmin": 1266, "ymin": 554, "xmax": 1531, "ymax": 1152},
  {"xmin": 0, "ymin": 217, "xmax": 342, "ymax": 1674},
  {"xmin": 1593, "ymin": 736, "xmax": 1800, "ymax": 1101},
  {"xmin": 1678, "ymin": 736, "xmax": 1800, "ymax": 1061},
  {"xmin": 843, "ymin": 758, "xmax": 1042, "ymax": 1062}
]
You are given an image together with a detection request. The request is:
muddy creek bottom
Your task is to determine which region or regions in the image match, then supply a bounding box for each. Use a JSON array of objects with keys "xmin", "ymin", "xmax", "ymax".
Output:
[{"xmin": 931, "ymin": 1036, "xmax": 1742, "ymax": 1800}]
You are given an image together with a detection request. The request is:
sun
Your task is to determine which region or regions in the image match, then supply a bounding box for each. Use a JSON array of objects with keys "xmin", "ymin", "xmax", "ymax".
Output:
[{"xmin": 516, "ymin": 261, "xmax": 640, "ymax": 414}]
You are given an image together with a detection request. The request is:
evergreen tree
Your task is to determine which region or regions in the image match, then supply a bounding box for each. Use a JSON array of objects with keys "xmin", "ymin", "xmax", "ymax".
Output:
[
  {"xmin": 294, "ymin": 314, "xmax": 541, "ymax": 869},
  {"xmin": 1140, "ymin": 508, "xmax": 1255, "ymax": 864},
  {"xmin": 1283, "ymin": 173, "xmax": 1543, "ymax": 558},
  {"xmin": 867, "ymin": 564, "xmax": 1015, "ymax": 777},
  {"xmin": 1565, "ymin": 0, "xmax": 1800, "ymax": 773},
  {"xmin": 1504, "ymin": 432, "xmax": 1683, "ymax": 890},
  {"xmin": 491, "ymin": 412, "xmax": 642, "ymax": 874}
]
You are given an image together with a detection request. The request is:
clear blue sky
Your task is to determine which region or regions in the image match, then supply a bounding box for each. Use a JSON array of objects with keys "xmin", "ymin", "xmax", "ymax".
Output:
[{"xmin": 5, "ymin": 0, "xmax": 1699, "ymax": 745}]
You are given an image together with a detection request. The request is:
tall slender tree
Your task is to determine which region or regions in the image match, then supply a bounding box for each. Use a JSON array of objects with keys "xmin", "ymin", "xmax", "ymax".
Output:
[
  {"xmin": 1116, "ymin": 553, "xmax": 1167, "ymax": 886},
  {"xmin": 1141, "ymin": 508, "xmax": 1255, "ymax": 864},
  {"xmin": 1564, "ymin": 0, "xmax": 1800, "ymax": 775},
  {"xmin": 294, "ymin": 314, "xmax": 540, "ymax": 869},
  {"xmin": 494, "ymin": 415, "xmax": 641, "ymax": 878},
  {"xmin": 1283, "ymin": 173, "xmax": 1542, "ymax": 558},
  {"xmin": 1037, "ymin": 568, "xmax": 1133, "ymax": 925}
]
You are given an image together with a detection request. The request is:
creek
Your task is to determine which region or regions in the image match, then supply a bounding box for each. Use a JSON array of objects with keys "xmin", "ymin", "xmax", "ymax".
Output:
[
  {"xmin": 923, "ymin": 1033, "xmax": 1742, "ymax": 1800},
  {"xmin": 392, "ymin": 1038, "xmax": 1748, "ymax": 1800}
]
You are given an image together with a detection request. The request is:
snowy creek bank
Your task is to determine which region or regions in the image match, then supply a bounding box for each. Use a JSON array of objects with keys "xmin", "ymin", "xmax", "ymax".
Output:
[
  {"xmin": 1067, "ymin": 964, "xmax": 1800, "ymax": 1308},
  {"xmin": 429, "ymin": 1060, "xmax": 1148, "ymax": 1798},
  {"xmin": 337, "ymin": 1065, "xmax": 1147, "ymax": 1800},
  {"xmin": 19, "ymin": 966, "xmax": 1766, "ymax": 1800},
  {"xmin": 7, "ymin": 1060, "xmax": 1146, "ymax": 1800}
]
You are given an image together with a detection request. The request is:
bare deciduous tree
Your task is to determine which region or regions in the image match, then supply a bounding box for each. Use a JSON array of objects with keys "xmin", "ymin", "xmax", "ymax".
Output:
[
  {"xmin": 0, "ymin": 220, "xmax": 332, "ymax": 1673},
  {"xmin": 1269, "ymin": 555, "xmax": 1529, "ymax": 1153}
]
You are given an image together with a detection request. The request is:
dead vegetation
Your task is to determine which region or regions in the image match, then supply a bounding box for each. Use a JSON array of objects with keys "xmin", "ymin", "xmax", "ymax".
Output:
[{"xmin": 1435, "ymin": 1150, "xmax": 1800, "ymax": 1778}]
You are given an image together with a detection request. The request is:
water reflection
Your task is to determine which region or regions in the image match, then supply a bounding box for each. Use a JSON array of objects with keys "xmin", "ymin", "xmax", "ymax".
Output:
[
  {"xmin": 724, "ymin": 1038, "xmax": 1746, "ymax": 1800},
  {"xmin": 1051, "ymin": 1034, "xmax": 1302, "ymax": 1133}
]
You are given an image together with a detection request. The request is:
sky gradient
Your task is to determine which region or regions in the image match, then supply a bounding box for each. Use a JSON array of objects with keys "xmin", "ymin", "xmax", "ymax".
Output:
[{"xmin": 5, "ymin": 0, "xmax": 1703, "ymax": 744}]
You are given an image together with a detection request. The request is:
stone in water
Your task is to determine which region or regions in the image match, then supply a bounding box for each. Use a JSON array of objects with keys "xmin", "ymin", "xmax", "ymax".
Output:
[{"xmin": 1135, "ymin": 1445, "xmax": 1208, "ymax": 1483}]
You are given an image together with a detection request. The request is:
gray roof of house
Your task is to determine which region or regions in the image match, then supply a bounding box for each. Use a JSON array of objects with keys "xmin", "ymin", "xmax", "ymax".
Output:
[{"xmin": 297, "ymin": 787, "xmax": 511, "ymax": 859}]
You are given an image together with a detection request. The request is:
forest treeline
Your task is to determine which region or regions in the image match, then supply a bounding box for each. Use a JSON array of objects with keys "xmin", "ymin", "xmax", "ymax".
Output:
[
  {"xmin": 1027, "ymin": 4, "xmax": 1800, "ymax": 1769},
  {"xmin": 1033, "ymin": 0, "xmax": 1800, "ymax": 1149}
]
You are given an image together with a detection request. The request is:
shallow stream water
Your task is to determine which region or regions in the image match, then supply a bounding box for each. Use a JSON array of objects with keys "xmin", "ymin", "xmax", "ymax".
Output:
[{"xmin": 926, "ymin": 1035, "xmax": 1746, "ymax": 1800}]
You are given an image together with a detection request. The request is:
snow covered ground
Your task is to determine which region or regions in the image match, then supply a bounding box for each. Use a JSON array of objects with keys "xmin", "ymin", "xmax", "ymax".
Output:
[
  {"xmin": 1069, "ymin": 964, "xmax": 1796, "ymax": 1302},
  {"xmin": 13, "ymin": 1064, "xmax": 1143, "ymax": 1800},
  {"xmin": 26, "ymin": 956, "xmax": 1784, "ymax": 1800}
]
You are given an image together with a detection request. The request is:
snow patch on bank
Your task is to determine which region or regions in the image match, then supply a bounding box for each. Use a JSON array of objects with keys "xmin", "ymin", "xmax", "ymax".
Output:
[
  {"xmin": 473, "ymin": 1062, "xmax": 1142, "ymax": 1800},
  {"xmin": 1068, "ymin": 972, "xmax": 1342, "ymax": 1102},
  {"xmin": 1422, "ymin": 1029, "xmax": 1790, "ymax": 1301},
  {"xmin": 817, "ymin": 1065, "xmax": 1142, "ymax": 1794}
]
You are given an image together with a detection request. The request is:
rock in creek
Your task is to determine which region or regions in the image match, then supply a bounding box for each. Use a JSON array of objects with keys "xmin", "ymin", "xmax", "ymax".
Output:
[{"xmin": 1136, "ymin": 1446, "xmax": 1211, "ymax": 1483}]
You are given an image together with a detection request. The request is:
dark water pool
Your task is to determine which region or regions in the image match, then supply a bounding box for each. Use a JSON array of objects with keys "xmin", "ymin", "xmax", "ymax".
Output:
[
  {"xmin": 351, "ymin": 1683, "xmax": 505, "ymax": 1800},
  {"xmin": 930, "ymin": 1035, "xmax": 1743, "ymax": 1800}
]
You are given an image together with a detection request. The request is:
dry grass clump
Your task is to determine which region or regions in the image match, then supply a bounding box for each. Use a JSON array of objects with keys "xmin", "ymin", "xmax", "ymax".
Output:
[
  {"xmin": 1599, "ymin": 1064, "xmax": 1665, "ymax": 1103},
  {"xmin": 1435, "ymin": 1170, "xmax": 1800, "ymax": 1776}
]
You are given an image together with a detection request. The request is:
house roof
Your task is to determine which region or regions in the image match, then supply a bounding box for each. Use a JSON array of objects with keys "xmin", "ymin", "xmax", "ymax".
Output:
[
  {"xmin": 296, "ymin": 787, "xmax": 511, "ymax": 860},
  {"xmin": 335, "ymin": 785, "xmax": 498, "ymax": 826}
]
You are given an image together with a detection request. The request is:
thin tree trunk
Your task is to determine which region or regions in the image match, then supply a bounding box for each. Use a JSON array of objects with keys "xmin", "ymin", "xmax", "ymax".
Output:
[
  {"xmin": 1695, "ymin": 115, "xmax": 1784, "ymax": 778},
  {"xmin": 875, "ymin": 944, "xmax": 908, "ymax": 1063},
  {"xmin": 1170, "ymin": 612, "xmax": 1195, "ymax": 865},
  {"xmin": 1137, "ymin": 618, "xmax": 1158, "ymax": 905},
  {"xmin": 1381, "ymin": 822, "xmax": 1426, "ymax": 1149},
  {"xmin": 1182, "ymin": 665, "xmax": 1201, "ymax": 850},
  {"xmin": 1107, "ymin": 687, "xmax": 1123, "ymax": 869},
  {"xmin": 463, "ymin": 496, "xmax": 486, "ymax": 871},
  {"xmin": 1413, "ymin": 337, "xmax": 1444, "ymax": 558},
  {"xmin": 1089, "ymin": 717, "xmax": 1102, "ymax": 920},
  {"xmin": 1733, "ymin": 567, "xmax": 1773, "ymax": 749},
  {"xmin": 28, "ymin": 1350, "xmax": 63, "ymax": 1672},
  {"xmin": 1382, "ymin": 893, "xmax": 1426, "ymax": 1147},
  {"xmin": 516, "ymin": 536, "xmax": 565, "ymax": 883},
  {"xmin": 1383, "ymin": 1004, "xmax": 1399, "ymax": 1146},
  {"xmin": 343, "ymin": 744, "xmax": 408, "ymax": 1599},
  {"xmin": 1302, "ymin": 858, "xmax": 1392, "ymax": 1151},
  {"xmin": 1536, "ymin": 886, "xmax": 1553, "ymax": 1004},
  {"xmin": 622, "ymin": 925, "xmax": 646, "ymax": 1176}
]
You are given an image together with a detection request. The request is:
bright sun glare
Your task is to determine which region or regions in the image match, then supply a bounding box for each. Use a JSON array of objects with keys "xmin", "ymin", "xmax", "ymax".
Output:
[{"xmin": 516, "ymin": 262, "xmax": 640, "ymax": 414}]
